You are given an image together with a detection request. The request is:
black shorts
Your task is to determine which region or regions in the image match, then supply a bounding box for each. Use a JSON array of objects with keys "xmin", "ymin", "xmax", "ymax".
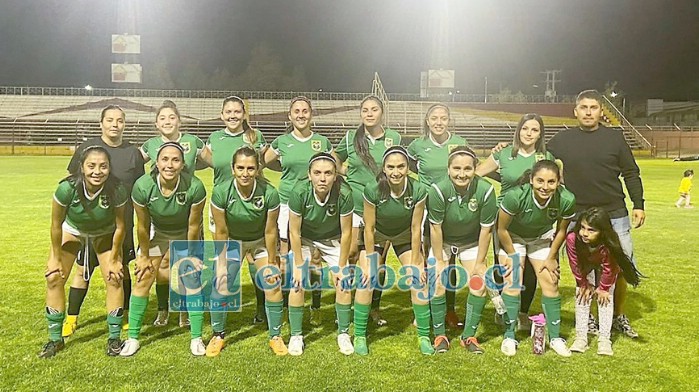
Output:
[
  {"xmin": 358, "ymin": 242, "xmax": 412, "ymax": 258},
  {"xmin": 76, "ymin": 205, "xmax": 135, "ymax": 267}
]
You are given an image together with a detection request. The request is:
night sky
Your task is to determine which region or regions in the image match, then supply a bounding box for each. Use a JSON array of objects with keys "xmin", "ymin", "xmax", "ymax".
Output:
[{"xmin": 1, "ymin": 0, "xmax": 698, "ymax": 100}]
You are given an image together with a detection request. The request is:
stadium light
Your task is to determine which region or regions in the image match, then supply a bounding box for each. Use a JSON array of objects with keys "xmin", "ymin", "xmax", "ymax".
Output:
[
  {"xmin": 84, "ymin": 85, "xmax": 93, "ymax": 91},
  {"xmin": 610, "ymin": 91, "xmax": 618, "ymax": 97}
]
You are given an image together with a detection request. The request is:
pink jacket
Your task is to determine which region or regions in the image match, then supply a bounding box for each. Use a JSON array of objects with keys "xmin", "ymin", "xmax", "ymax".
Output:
[{"xmin": 565, "ymin": 231, "xmax": 619, "ymax": 292}]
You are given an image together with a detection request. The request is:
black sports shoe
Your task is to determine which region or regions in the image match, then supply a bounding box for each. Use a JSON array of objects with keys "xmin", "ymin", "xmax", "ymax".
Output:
[
  {"xmin": 38, "ymin": 339, "xmax": 65, "ymax": 358},
  {"xmin": 252, "ymin": 311, "xmax": 266, "ymax": 324},
  {"xmin": 612, "ymin": 314, "xmax": 639, "ymax": 338},
  {"xmin": 107, "ymin": 338, "xmax": 124, "ymax": 356},
  {"xmin": 587, "ymin": 313, "xmax": 599, "ymax": 336}
]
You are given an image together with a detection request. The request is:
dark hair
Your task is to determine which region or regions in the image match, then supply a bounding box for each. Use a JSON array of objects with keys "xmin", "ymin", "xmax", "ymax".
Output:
[
  {"xmin": 573, "ymin": 207, "xmax": 642, "ymax": 287},
  {"xmin": 221, "ymin": 96, "xmax": 258, "ymax": 146},
  {"xmin": 517, "ymin": 159, "xmax": 560, "ymax": 186},
  {"xmin": 684, "ymin": 169, "xmax": 694, "ymax": 177},
  {"xmin": 150, "ymin": 142, "xmax": 186, "ymax": 181},
  {"xmin": 63, "ymin": 146, "xmax": 120, "ymax": 213},
  {"xmin": 377, "ymin": 146, "xmax": 410, "ymax": 200},
  {"xmin": 286, "ymin": 96, "xmax": 313, "ymax": 133},
  {"xmin": 511, "ymin": 113, "xmax": 546, "ymax": 159},
  {"xmin": 422, "ymin": 103, "xmax": 451, "ymax": 137},
  {"xmin": 308, "ymin": 151, "xmax": 345, "ymax": 195},
  {"xmin": 100, "ymin": 105, "xmax": 125, "ymax": 122},
  {"xmin": 231, "ymin": 145, "xmax": 268, "ymax": 183},
  {"xmin": 447, "ymin": 145, "xmax": 478, "ymax": 167},
  {"xmin": 353, "ymin": 96, "xmax": 384, "ymax": 175},
  {"xmin": 156, "ymin": 100, "xmax": 180, "ymax": 120},
  {"xmin": 575, "ymin": 89, "xmax": 603, "ymax": 106}
]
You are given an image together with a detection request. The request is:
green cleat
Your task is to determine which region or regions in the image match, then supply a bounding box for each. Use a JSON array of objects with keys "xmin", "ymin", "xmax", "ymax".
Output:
[
  {"xmin": 419, "ymin": 336, "xmax": 435, "ymax": 355},
  {"xmin": 354, "ymin": 336, "xmax": 369, "ymax": 356}
]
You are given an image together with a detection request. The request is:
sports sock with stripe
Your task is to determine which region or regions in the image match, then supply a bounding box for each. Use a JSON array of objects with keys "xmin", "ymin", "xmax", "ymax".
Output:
[
  {"xmin": 462, "ymin": 294, "xmax": 487, "ymax": 339},
  {"xmin": 128, "ymin": 295, "xmax": 148, "ymax": 339},
  {"xmin": 265, "ymin": 300, "xmax": 284, "ymax": 338},
  {"xmin": 353, "ymin": 303, "xmax": 371, "ymax": 338},
  {"xmin": 542, "ymin": 295, "xmax": 562, "ymax": 339},
  {"xmin": 430, "ymin": 295, "xmax": 447, "ymax": 336},
  {"xmin": 502, "ymin": 293, "xmax": 520, "ymax": 339}
]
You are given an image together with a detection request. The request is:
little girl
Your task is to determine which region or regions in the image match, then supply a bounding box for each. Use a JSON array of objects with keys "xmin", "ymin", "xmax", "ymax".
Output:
[
  {"xmin": 675, "ymin": 169, "xmax": 693, "ymax": 208},
  {"xmin": 566, "ymin": 207, "xmax": 642, "ymax": 356}
]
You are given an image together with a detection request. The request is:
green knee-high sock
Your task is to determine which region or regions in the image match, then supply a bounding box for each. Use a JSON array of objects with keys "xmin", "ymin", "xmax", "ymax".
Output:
[
  {"xmin": 311, "ymin": 272, "xmax": 322, "ymax": 309},
  {"xmin": 542, "ymin": 295, "xmax": 562, "ymax": 339},
  {"xmin": 155, "ymin": 283, "xmax": 169, "ymax": 311},
  {"xmin": 370, "ymin": 270, "xmax": 386, "ymax": 311},
  {"xmin": 353, "ymin": 303, "xmax": 371, "ymax": 337},
  {"xmin": 46, "ymin": 309, "xmax": 65, "ymax": 342},
  {"xmin": 502, "ymin": 293, "xmax": 521, "ymax": 339},
  {"xmin": 336, "ymin": 303, "xmax": 352, "ymax": 334},
  {"xmin": 289, "ymin": 306, "xmax": 304, "ymax": 336},
  {"xmin": 248, "ymin": 263, "xmax": 266, "ymax": 315},
  {"xmin": 210, "ymin": 311, "xmax": 227, "ymax": 335},
  {"xmin": 430, "ymin": 295, "xmax": 447, "ymax": 336},
  {"xmin": 446, "ymin": 267, "xmax": 457, "ymax": 312},
  {"xmin": 461, "ymin": 294, "xmax": 487, "ymax": 339},
  {"xmin": 186, "ymin": 293, "xmax": 204, "ymax": 339},
  {"xmin": 128, "ymin": 295, "xmax": 148, "ymax": 339},
  {"xmin": 412, "ymin": 303, "xmax": 431, "ymax": 338},
  {"xmin": 265, "ymin": 300, "xmax": 284, "ymax": 338},
  {"xmin": 107, "ymin": 308, "xmax": 124, "ymax": 340}
]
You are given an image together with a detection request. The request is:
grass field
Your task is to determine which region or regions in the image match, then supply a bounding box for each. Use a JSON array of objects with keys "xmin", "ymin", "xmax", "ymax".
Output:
[{"xmin": 0, "ymin": 156, "xmax": 697, "ymax": 391}]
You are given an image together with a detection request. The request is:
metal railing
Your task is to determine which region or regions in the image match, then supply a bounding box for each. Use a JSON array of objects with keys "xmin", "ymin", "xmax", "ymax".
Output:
[{"xmin": 602, "ymin": 95, "xmax": 652, "ymax": 149}]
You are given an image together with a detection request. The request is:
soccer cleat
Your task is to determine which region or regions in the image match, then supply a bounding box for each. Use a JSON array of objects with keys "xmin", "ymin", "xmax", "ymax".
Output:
[
  {"xmin": 62, "ymin": 315, "xmax": 78, "ymax": 337},
  {"xmin": 433, "ymin": 335, "xmax": 450, "ymax": 353},
  {"xmin": 38, "ymin": 339, "xmax": 65, "ymax": 358},
  {"xmin": 120, "ymin": 338, "xmax": 140, "ymax": 357},
  {"xmin": 288, "ymin": 335, "xmax": 304, "ymax": 356},
  {"xmin": 122, "ymin": 310, "xmax": 129, "ymax": 331},
  {"xmin": 268, "ymin": 336, "xmax": 288, "ymax": 356},
  {"xmin": 494, "ymin": 312, "xmax": 504, "ymax": 326},
  {"xmin": 445, "ymin": 310, "xmax": 461, "ymax": 329},
  {"xmin": 153, "ymin": 310, "xmax": 169, "ymax": 327},
  {"xmin": 500, "ymin": 338, "xmax": 518, "ymax": 357},
  {"xmin": 597, "ymin": 338, "xmax": 614, "ymax": 356},
  {"xmin": 354, "ymin": 336, "xmax": 369, "ymax": 356},
  {"xmin": 460, "ymin": 336, "xmax": 484, "ymax": 354},
  {"xmin": 337, "ymin": 333, "xmax": 354, "ymax": 355},
  {"xmin": 418, "ymin": 336, "xmax": 435, "ymax": 355},
  {"xmin": 370, "ymin": 309, "xmax": 387, "ymax": 327},
  {"xmin": 310, "ymin": 307, "xmax": 322, "ymax": 327},
  {"xmin": 549, "ymin": 338, "xmax": 572, "ymax": 357},
  {"xmin": 107, "ymin": 338, "xmax": 124, "ymax": 356},
  {"xmin": 206, "ymin": 335, "xmax": 225, "ymax": 357},
  {"xmin": 587, "ymin": 314, "xmax": 599, "ymax": 335},
  {"xmin": 613, "ymin": 315, "xmax": 639, "ymax": 339},
  {"xmin": 179, "ymin": 312, "xmax": 190, "ymax": 328},
  {"xmin": 517, "ymin": 312, "xmax": 532, "ymax": 332},
  {"xmin": 569, "ymin": 337, "xmax": 589, "ymax": 353},
  {"xmin": 190, "ymin": 338, "xmax": 206, "ymax": 356},
  {"xmin": 253, "ymin": 308, "xmax": 267, "ymax": 325},
  {"xmin": 122, "ymin": 322, "xmax": 129, "ymax": 331}
]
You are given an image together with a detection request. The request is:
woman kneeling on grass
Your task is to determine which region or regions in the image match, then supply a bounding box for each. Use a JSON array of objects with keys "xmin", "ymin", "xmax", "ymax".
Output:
[
  {"xmin": 427, "ymin": 146, "xmax": 498, "ymax": 354},
  {"xmin": 567, "ymin": 207, "xmax": 642, "ymax": 356},
  {"xmin": 353, "ymin": 146, "xmax": 433, "ymax": 355},
  {"xmin": 497, "ymin": 159, "xmax": 574, "ymax": 357},
  {"xmin": 40, "ymin": 146, "xmax": 127, "ymax": 358},
  {"xmin": 208, "ymin": 146, "xmax": 286, "ymax": 357},
  {"xmin": 287, "ymin": 152, "xmax": 354, "ymax": 356},
  {"xmin": 120, "ymin": 142, "xmax": 206, "ymax": 357}
]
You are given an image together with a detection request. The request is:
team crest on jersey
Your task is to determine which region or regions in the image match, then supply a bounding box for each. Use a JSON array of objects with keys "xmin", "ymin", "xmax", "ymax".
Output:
[
  {"xmin": 547, "ymin": 207, "xmax": 559, "ymax": 220},
  {"xmin": 404, "ymin": 196, "xmax": 414, "ymax": 209},
  {"xmin": 181, "ymin": 142, "xmax": 191, "ymax": 154},
  {"xmin": 327, "ymin": 203, "xmax": 337, "ymax": 216},
  {"xmin": 311, "ymin": 140, "xmax": 322, "ymax": 152},
  {"xmin": 384, "ymin": 138, "xmax": 394, "ymax": 148},
  {"xmin": 175, "ymin": 192, "xmax": 187, "ymax": 205},
  {"xmin": 534, "ymin": 153, "xmax": 545, "ymax": 162},
  {"xmin": 467, "ymin": 197, "xmax": 479, "ymax": 212},
  {"xmin": 448, "ymin": 144, "xmax": 458, "ymax": 152},
  {"xmin": 253, "ymin": 195, "xmax": 265, "ymax": 210},
  {"xmin": 99, "ymin": 195, "xmax": 110, "ymax": 209}
]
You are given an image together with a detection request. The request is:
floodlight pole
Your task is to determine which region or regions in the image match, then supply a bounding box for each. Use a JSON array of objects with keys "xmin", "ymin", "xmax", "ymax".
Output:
[{"xmin": 484, "ymin": 77, "xmax": 488, "ymax": 103}]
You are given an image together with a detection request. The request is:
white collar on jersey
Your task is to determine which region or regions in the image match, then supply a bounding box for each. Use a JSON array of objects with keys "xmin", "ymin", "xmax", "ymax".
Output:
[
  {"xmin": 390, "ymin": 179, "xmax": 408, "ymax": 199},
  {"xmin": 82, "ymin": 182, "xmax": 104, "ymax": 201},
  {"xmin": 234, "ymin": 178, "xmax": 257, "ymax": 202},
  {"xmin": 157, "ymin": 174, "xmax": 181, "ymax": 197},
  {"xmin": 160, "ymin": 132, "xmax": 182, "ymax": 143},
  {"xmin": 313, "ymin": 188, "xmax": 331, "ymax": 206},
  {"xmin": 365, "ymin": 127, "xmax": 386, "ymax": 144},
  {"xmin": 429, "ymin": 131, "xmax": 452, "ymax": 148},
  {"xmin": 223, "ymin": 128, "xmax": 245, "ymax": 138},
  {"xmin": 531, "ymin": 187, "xmax": 554, "ymax": 209},
  {"xmin": 291, "ymin": 130, "xmax": 314, "ymax": 143}
]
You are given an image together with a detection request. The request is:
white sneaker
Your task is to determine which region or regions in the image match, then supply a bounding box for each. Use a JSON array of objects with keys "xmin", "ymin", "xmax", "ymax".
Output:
[
  {"xmin": 569, "ymin": 337, "xmax": 589, "ymax": 353},
  {"xmin": 119, "ymin": 338, "xmax": 140, "ymax": 357},
  {"xmin": 288, "ymin": 335, "xmax": 304, "ymax": 356},
  {"xmin": 190, "ymin": 337, "xmax": 206, "ymax": 356},
  {"xmin": 597, "ymin": 338, "xmax": 613, "ymax": 356},
  {"xmin": 500, "ymin": 337, "xmax": 518, "ymax": 356},
  {"xmin": 153, "ymin": 310, "xmax": 169, "ymax": 326},
  {"xmin": 337, "ymin": 333, "xmax": 354, "ymax": 355},
  {"xmin": 179, "ymin": 312, "xmax": 190, "ymax": 328},
  {"xmin": 550, "ymin": 338, "xmax": 572, "ymax": 357}
]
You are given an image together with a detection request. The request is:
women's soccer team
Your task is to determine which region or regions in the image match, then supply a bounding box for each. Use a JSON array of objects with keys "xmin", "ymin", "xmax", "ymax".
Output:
[{"xmin": 39, "ymin": 94, "xmax": 642, "ymax": 359}]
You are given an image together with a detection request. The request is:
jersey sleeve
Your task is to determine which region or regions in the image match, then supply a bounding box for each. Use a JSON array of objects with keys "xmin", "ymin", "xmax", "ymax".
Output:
[
  {"xmin": 492, "ymin": 148, "xmax": 503, "ymax": 165},
  {"xmin": 256, "ymin": 130, "xmax": 268, "ymax": 149},
  {"xmin": 339, "ymin": 184, "xmax": 354, "ymax": 216},
  {"xmin": 413, "ymin": 181, "xmax": 428, "ymax": 204},
  {"xmin": 500, "ymin": 187, "xmax": 522, "ymax": 216},
  {"xmin": 287, "ymin": 183, "xmax": 304, "ymax": 216},
  {"xmin": 406, "ymin": 139, "xmax": 419, "ymax": 161},
  {"xmin": 190, "ymin": 177, "xmax": 207, "ymax": 205},
  {"xmin": 114, "ymin": 184, "xmax": 128, "ymax": 208},
  {"xmin": 427, "ymin": 184, "xmax": 446, "ymax": 225},
  {"xmin": 480, "ymin": 184, "xmax": 498, "ymax": 227},
  {"xmin": 131, "ymin": 176, "xmax": 148, "ymax": 207},
  {"xmin": 210, "ymin": 182, "xmax": 226, "ymax": 211},
  {"xmin": 335, "ymin": 132, "xmax": 350, "ymax": 161},
  {"xmin": 53, "ymin": 180, "xmax": 74, "ymax": 207},
  {"xmin": 363, "ymin": 183, "xmax": 379, "ymax": 207},
  {"xmin": 266, "ymin": 184, "xmax": 281, "ymax": 211},
  {"xmin": 193, "ymin": 135, "xmax": 205, "ymax": 154},
  {"xmin": 559, "ymin": 188, "xmax": 576, "ymax": 219},
  {"xmin": 270, "ymin": 135, "xmax": 281, "ymax": 155}
]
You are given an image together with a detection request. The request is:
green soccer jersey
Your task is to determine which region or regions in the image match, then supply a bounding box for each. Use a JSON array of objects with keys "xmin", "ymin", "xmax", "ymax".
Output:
[
  {"xmin": 500, "ymin": 184, "xmax": 576, "ymax": 239},
  {"xmin": 363, "ymin": 177, "xmax": 427, "ymax": 237},
  {"xmin": 207, "ymin": 128, "xmax": 267, "ymax": 185},
  {"xmin": 131, "ymin": 173, "xmax": 206, "ymax": 235},
  {"xmin": 141, "ymin": 133, "xmax": 204, "ymax": 175},
  {"xmin": 270, "ymin": 132, "xmax": 333, "ymax": 203},
  {"xmin": 335, "ymin": 128, "xmax": 402, "ymax": 215},
  {"xmin": 407, "ymin": 132, "xmax": 469, "ymax": 187},
  {"xmin": 427, "ymin": 176, "xmax": 497, "ymax": 245},
  {"xmin": 288, "ymin": 180, "xmax": 354, "ymax": 241},
  {"xmin": 493, "ymin": 146, "xmax": 556, "ymax": 197},
  {"xmin": 53, "ymin": 180, "xmax": 128, "ymax": 235},
  {"xmin": 210, "ymin": 179, "xmax": 281, "ymax": 241}
]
